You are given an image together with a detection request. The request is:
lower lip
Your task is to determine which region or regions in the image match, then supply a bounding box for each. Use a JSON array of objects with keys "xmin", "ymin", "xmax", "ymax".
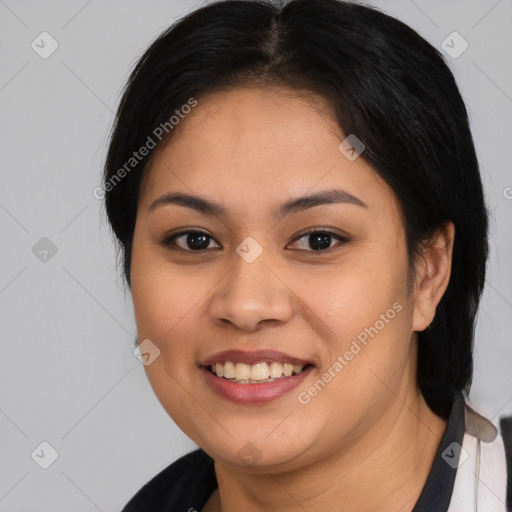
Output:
[{"xmin": 201, "ymin": 365, "xmax": 315, "ymax": 404}]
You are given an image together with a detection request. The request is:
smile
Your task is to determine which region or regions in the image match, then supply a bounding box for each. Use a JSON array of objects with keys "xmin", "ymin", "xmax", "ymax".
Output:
[{"xmin": 201, "ymin": 349, "xmax": 316, "ymax": 403}]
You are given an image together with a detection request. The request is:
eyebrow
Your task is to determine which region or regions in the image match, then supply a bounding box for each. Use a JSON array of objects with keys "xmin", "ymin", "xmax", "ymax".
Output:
[{"xmin": 148, "ymin": 188, "xmax": 367, "ymax": 218}]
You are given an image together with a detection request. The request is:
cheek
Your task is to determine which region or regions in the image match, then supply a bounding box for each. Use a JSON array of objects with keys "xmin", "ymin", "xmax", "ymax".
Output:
[
  {"xmin": 291, "ymin": 266, "xmax": 412, "ymax": 446},
  {"xmin": 131, "ymin": 236, "xmax": 207, "ymax": 341},
  {"xmin": 130, "ymin": 243, "xmax": 197, "ymax": 391},
  {"xmin": 131, "ymin": 270, "xmax": 207, "ymax": 368},
  {"xmin": 300, "ymin": 241, "xmax": 413, "ymax": 393},
  {"xmin": 301, "ymin": 245, "xmax": 408, "ymax": 337}
]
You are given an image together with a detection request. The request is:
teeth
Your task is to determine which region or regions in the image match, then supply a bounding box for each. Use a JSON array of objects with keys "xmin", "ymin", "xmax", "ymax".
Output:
[
  {"xmin": 235, "ymin": 362, "xmax": 251, "ymax": 381},
  {"xmin": 250, "ymin": 362, "xmax": 269, "ymax": 380},
  {"xmin": 211, "ymin": 361, "xmax": 306, "ymax": 382},
  {"xmin": 269, "ymin": 362, "xmax": 283, "ymax": 378},
  {"xmin": 283, "ymin": 363, "xmax": 294, "ymax": 376},
  {"xmin": 223, "ymin": 361, "xmax": 236, "ymax": 379}
]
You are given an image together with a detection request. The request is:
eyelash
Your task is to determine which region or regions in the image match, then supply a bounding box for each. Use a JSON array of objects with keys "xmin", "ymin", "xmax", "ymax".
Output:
[{"xmin": 160, "ymin": 228, "xmax": 348, "ymax": 255}]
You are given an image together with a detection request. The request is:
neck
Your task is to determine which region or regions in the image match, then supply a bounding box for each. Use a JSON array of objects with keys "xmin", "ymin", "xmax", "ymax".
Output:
[{"xmin": 205, "ymin": 387, "xmax": 447, "ymax": 512}]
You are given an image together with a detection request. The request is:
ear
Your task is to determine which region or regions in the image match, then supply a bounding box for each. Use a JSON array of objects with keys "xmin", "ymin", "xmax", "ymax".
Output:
[{"xmin": 412, "ymin": 220, "xmax": 455, "ymax": 332}]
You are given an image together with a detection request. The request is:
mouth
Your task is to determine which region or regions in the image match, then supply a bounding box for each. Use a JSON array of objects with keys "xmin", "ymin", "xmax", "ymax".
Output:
[{"xmin": 200, "ymin": 349, "xmax": 316, "ymax": 404}]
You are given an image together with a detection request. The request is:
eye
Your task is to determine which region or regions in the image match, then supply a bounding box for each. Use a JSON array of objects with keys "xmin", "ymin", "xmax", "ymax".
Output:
[
  {"xmin": 160, "ymin": 228, "xmax": 348, "ymax": 254},
  {"xmin": 162, "ymin": 230, "xmax": 221, "ymax": 252},
  {"xmin": 288, "ymin": 228, "xmax": 348, "ymax": 253}
]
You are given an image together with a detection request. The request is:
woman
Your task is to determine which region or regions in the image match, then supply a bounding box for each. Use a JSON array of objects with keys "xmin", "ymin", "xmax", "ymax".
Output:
[{"xmin": 102, "ymin": 0, "xmax": 511, "ymax": 510}]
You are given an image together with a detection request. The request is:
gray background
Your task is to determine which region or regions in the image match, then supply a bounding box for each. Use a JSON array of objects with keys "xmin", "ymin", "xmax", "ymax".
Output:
[{"xmin": 0, "ymin": 0, "xmax": 511, "ymax": 510}]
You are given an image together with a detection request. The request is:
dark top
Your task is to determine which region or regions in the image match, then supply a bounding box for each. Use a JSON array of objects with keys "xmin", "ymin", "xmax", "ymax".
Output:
[{"xmin": 121, "ymin": 392, "xmax": 466, "ymax": 512}]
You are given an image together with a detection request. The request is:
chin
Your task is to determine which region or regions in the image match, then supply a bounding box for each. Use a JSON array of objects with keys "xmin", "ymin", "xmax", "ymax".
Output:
[{"xmin": 194, "ymin": 421, "xmax": 320, "ymax": 471}]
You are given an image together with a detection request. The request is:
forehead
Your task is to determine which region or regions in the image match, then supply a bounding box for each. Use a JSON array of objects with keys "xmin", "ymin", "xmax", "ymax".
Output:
[
  {"xmin": 151, "ymin": 87, "xmax": 340, "ymax": 167},
  {"xmin": 139, "ymin": 87, "xmax": 402, "ymax": 225}
]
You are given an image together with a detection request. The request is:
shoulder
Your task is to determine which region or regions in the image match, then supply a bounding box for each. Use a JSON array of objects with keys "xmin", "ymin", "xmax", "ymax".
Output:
[
  {"xmin": 121, "ymin": 448, "xmax": 216, "ymax": 512},
  {"xmin": 448, "ymin": 400, "xmax": 511, "ymax": 511}
]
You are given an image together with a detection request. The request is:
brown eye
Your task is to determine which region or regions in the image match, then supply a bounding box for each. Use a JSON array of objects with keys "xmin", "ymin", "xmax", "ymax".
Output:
[
  {"xmin": 289, "ymin": 229, "xmax": 348, "ymax": 253},
  {"xmin": 162, "ymin": 231, "xmax": 221, "ymax": 252}
]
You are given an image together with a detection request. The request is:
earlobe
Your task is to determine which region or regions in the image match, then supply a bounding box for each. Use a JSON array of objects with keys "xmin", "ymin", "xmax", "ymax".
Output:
[{"xmin": 412, "ymin": 220, "xmax": 455, "ymax": 332}]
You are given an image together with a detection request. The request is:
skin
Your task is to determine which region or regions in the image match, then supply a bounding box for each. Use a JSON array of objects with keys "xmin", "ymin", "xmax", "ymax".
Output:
[{"xmin": 130, "ymin": 86, "xmax": 455, "ymax": 512}]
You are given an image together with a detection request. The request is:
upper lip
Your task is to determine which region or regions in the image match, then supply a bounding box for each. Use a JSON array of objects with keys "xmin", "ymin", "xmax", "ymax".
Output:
[{"xmin": 201, "ymin": 349, "xmax": 315, "ymax": 367}]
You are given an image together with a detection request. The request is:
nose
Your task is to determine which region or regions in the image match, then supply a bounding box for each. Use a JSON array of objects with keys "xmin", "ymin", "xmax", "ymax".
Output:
[{"xmin": 208, "ymin": 251, "xmax": 294, "ymax": 332}]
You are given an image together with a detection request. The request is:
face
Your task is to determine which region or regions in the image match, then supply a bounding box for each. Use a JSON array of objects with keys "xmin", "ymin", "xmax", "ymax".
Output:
[{"xmin": 130, "ymin": 86, "xmax": 421, "ymax": 472}]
